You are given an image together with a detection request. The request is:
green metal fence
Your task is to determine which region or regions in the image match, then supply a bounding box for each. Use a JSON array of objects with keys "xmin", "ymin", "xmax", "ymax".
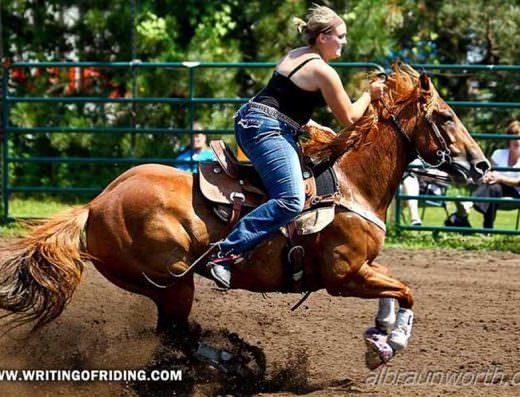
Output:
[
  {"xmin": 394, "ymin": 64, "xmax": 520, "ymax": 235},
  {"xmin": 1, "ymin": 61, "xmax": 519, "ymax": 234}
]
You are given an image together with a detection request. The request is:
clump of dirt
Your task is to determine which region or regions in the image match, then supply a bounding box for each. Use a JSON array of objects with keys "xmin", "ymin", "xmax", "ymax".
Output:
[
  {"xmin": 131, "ymin": 327, "xmax": 354, "ymax": 396},
  {"xmin": 129, "ymin": 323, "xmax": 267, "ymax": 396},
  {"xmin": 262, "ymin": 347, "xmax": 311, "ymax": 393}
]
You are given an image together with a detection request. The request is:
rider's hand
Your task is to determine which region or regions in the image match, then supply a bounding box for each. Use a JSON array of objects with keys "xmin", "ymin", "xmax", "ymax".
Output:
[{"xmin": 368, "ymin": 80, "xmax": 385, "ymax": 101}]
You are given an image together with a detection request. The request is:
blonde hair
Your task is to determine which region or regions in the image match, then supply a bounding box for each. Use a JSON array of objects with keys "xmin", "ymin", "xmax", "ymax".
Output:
[
  {"xmin": 506, "ymin": 120, "xmax": 520, "ymax": 135},
  {"xmin": 293, "ymin": 4, "xmax": 343, "ymax": 45}
]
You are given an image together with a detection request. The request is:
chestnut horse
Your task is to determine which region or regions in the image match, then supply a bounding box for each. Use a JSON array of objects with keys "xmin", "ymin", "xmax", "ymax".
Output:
[{"xmin": 0, "ymin": 64, "xmax": 488, "ymax": 369}]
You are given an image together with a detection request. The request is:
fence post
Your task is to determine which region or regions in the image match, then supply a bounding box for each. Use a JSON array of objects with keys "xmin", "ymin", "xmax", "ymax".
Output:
[
  {"xmin": 394, "ymin": 191, "xmax": 401, "ymax": 235},
  {"xmin": 184, "ymin": 61, "xmax": 200, "ymax": 172},
  {"xmin": 1, "ymin": 64, "xmax": 8, "ymax": 223}
]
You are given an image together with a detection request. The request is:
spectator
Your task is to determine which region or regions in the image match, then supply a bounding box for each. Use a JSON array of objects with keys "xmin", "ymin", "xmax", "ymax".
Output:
[
  {"xmin": 401, "ymin": 159, "xmax": 449, "ymax": 226},
  {"xmin": 401, "ymin": 160, "xmax": 423, "ymax": 226},
  {"xmin": 483, "ymin": 169, "xmax": 520, "ymax": 187},
  {"xmin": 445, "ymin": 120, "xmax": 520, "ymax": 228},
  {"xmin": 175, "ymin": 123, "xmax": 215, "ymax": 173}
]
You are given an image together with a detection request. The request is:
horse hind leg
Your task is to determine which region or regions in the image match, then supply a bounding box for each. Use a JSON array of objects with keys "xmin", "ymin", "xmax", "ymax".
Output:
[{"xmin": 152, "ymin": 266, "xmax": 195, "ymax": 334}]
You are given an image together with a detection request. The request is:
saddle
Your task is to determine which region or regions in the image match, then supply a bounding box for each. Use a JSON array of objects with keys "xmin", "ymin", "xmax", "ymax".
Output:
[{"xmin": 198, "ymin": 140, "xmax": 341, "ymax": 292}]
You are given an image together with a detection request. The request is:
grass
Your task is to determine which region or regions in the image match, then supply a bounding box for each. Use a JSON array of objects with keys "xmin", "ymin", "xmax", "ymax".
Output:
[
  {"xmin": 0, "ymin": 198, "xmax": 518, "ymax": 253},
  {"xmin": 0, "ymin": 198, "xmax": 83, "ymax": 237},
  {"xmin": 399, "ymin": 200, "xmax": 519, "ymax": 231},
  {"xmin": 393, "ymin": 202, "xmax": 520, "ymax": 253},
  {"xmin": 9, "ymin": 197, "xmax": 75, "ymax": 218},
  {"xmin": 386, "ymin": 228, "xmax": 520, "ymax": 254}
]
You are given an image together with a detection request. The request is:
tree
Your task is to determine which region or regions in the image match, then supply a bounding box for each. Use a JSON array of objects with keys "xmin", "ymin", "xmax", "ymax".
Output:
[{"xmin": 0, "ymin": 0, "xmax": 518, "ymax": 193}]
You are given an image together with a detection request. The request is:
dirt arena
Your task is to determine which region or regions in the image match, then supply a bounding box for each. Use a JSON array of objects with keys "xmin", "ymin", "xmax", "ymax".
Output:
[{"xmin": 0, "ymin": 241, "xmax": 519, "ymax": 397}]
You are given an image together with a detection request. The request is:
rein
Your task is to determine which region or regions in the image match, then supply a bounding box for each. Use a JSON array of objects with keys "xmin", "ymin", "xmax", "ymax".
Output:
[
  {"xmin": 378, "ymin": 89, "xmax": 452, "ymax": 169},
  {"xmin": 407, "ymin": 168, "xmax": 451, "ymax": 183}
]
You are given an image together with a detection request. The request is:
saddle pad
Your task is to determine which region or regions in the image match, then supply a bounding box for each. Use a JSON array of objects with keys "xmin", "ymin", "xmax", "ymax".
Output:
[
  {"xmin": 280, "ymin": 206, "xmax": 335, "ymax": 236},
  {"xmin": 314, "ymin": 165, "xmax": 338, "ymax": 197}
]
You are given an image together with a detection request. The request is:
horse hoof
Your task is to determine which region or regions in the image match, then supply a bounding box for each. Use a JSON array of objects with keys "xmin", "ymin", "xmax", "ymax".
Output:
[{"xmin": 364, "ymin": 328, "xmax": 394, "ymax": 370}]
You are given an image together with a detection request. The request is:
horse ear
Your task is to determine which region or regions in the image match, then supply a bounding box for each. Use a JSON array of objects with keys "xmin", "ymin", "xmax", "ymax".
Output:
[{"xmin": 419, "ymin": 72, "xmax": 431, "ymax": 92}]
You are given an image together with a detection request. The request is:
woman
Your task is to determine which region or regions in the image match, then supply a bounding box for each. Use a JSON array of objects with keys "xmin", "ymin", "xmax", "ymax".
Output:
[
  {"xmin": 209, "ymin": 5, "xmax": 385, "ymax": 288},
  {"xmin": 475, "ymin": 121, "xmax": 520, "ymax": 227},
  {"xmin": 446, "ymin": 120, "xmax": 520, "ymax": 228}
]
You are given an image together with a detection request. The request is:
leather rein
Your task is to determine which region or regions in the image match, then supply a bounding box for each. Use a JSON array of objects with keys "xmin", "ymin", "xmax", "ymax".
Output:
[{"xmin": 377, "ymin": 73, "xmax": 453, "ymax": 170}]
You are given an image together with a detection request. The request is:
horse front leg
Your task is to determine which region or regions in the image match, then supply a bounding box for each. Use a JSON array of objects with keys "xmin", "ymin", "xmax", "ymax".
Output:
[
  {"xmin": 370, "ymin": 262, "xmax": 397, "ymax": 334},
  {"xmin": 337, "ymin": 262, "xmax": 414, "ymax": 369}
]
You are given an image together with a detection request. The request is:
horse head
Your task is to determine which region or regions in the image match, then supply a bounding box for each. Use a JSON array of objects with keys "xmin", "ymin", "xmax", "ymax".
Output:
[{"xmin": 387, "ymin": 63, "xmax": 490, "ymax": 184}]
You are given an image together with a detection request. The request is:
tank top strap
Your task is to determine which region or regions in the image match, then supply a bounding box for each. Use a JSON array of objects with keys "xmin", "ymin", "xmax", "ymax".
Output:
[{"xmin": 287, "ymin": 57, "xmax": 322, "ymax": 78}]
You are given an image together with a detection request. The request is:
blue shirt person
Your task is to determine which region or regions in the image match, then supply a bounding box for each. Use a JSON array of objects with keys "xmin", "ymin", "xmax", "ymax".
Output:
[{"xmin": 175, "ymin": 132, "xmax": 215, "ymax": 173}]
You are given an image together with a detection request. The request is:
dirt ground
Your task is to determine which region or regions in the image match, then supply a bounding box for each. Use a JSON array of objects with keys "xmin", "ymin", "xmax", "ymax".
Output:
[{"xmin": 0, "ymin": 242, "xmax": 519, "ymax": 397}]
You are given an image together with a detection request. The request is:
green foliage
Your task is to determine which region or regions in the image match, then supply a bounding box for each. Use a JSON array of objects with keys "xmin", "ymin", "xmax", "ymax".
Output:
[
  {"xmin": 344, "ymin": 0, "xmax": 402, "ymax": 60},
  {"xmin": 0, "ymin": 0, "xmax": 519, "ymax": 200}
]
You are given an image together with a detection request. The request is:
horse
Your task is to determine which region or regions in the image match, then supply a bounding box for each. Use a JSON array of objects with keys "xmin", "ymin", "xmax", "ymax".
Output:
[{"xmin": 0, "ymin": 63, "xmax": 489, "ymax": 370}]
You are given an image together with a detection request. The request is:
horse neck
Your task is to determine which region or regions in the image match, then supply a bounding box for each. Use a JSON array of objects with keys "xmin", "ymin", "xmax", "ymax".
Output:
[{"xmin": 335, "ymin": 121, "xmax": 412, "ymax": 218}]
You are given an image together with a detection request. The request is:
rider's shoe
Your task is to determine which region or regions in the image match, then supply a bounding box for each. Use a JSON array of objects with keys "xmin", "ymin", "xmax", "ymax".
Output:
[{"xmin": 208, "ymin": 253, "xmax": 243, "ymax": 289}]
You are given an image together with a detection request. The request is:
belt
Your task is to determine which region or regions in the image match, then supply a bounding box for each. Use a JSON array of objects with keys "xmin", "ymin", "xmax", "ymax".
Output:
[{"xmin": 248, "ymin": 101, "xmax": 302, "ymax": 131}]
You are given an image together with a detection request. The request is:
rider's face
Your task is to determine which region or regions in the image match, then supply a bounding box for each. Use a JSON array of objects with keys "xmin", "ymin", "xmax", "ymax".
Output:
[{"xmin": 320, "ymin": 23, "xmax": 347, "ymax": 60}]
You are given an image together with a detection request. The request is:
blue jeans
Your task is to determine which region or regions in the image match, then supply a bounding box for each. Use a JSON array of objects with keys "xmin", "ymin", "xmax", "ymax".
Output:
[{"xmin": 217, "ymin": 103, "xmax": 305, "ymax": 254}]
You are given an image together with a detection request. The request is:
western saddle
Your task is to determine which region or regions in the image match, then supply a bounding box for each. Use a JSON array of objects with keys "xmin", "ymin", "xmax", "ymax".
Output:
[{"xmin": 198, "ymin": 140, "xmax": 340, "ymax": 292}]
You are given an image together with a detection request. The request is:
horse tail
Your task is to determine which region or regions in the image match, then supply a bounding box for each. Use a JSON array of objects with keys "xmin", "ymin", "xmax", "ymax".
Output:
[{"xmin": 0, "ymin": 206, "xmax": 91, "ymax": 331}]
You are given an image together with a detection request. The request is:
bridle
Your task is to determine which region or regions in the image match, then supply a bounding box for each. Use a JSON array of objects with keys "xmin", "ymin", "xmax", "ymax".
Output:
[{"xmin": 377, "ymin": 73, "xmax": 453, "ymax": 169}]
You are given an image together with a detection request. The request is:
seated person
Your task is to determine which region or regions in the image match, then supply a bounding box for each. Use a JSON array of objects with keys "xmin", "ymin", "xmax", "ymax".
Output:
[
  {"xmin": 483, "ymin": 170, "xmax": 520, "ymax": 187},
  {"xmin": 401, "ymin": 171, "xmax": 422, "ymax": 226},
  {"xmin": 446, "ymin": 120, "xmax": 520, "ymax": 228},
  {"xmin": 401, "ymin": 159, "xmax": 422, "ymax": 226},
  {"xmin": 175, "ymin": 126, "xmax": 215, "ymax": 173},
  {"xmin": 401, "ymin": 159, "xmax": 449, "ymax": 226}
]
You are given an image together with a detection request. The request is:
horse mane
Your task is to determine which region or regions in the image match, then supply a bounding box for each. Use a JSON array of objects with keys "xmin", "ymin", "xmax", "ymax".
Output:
[{"xmin": 302, "ymin": 62, "xmax": 421, "ymax": 162}]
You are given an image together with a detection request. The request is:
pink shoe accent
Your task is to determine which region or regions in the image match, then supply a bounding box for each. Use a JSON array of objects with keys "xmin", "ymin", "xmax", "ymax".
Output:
[{"xmin": 209, "ymin": 253, "xmax": 243, "ymax": 266}]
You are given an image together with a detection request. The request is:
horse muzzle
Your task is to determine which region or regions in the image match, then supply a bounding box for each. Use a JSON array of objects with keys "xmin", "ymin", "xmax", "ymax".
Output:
[{"xmin": 444, "ymin": 157, "xmax": 491, "ymax": 185}]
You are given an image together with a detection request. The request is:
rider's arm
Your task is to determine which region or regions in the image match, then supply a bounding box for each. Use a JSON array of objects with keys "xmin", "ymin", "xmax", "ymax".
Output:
[
  {"xmin": 503, "ymin": 175, "xmax": 520, "ymax": 187},
  {"xmin": 484, "ymin": 172, "xmax": 520, "ymax": 187},
  {"xmin": 315, "ymin": 64, "xmax": 379, "ymax": 127}
]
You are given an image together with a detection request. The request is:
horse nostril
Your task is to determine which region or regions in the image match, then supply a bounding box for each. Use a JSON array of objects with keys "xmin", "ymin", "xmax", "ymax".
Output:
[{"xmin": 474, "ymin": 160, "xmax": 490, "ymax": 175}]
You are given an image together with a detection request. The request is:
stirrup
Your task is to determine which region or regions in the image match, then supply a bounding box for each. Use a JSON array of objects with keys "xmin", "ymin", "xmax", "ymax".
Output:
[{"xmin": 168, "ymin": 244, "xmax": 219, "ymax": 279}]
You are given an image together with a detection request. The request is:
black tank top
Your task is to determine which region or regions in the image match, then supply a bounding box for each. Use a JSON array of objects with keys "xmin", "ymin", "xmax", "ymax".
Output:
[{"xmin": 252, "ymin": 58, "xmax": 327, "ymax": 125}]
